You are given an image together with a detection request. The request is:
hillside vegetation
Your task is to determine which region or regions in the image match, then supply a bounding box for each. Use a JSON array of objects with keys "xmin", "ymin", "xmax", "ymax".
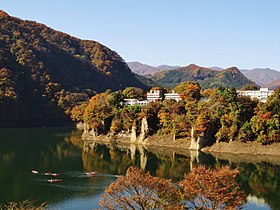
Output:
[
  {"xmin": 0, "ymin": 10, "xmax": 147, "ymax": 126},
  {"xmin": 73, "ymin": 83, "xmax": 280, "ymax": 145},
  {"xmin": 147, "ymin": 64, "xmax": 256, "ymax": 89}
]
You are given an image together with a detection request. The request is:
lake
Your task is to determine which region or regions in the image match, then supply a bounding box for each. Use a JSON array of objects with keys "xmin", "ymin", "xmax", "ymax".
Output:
[{"xmin": 0, "ymin": 128, "xmax": 278, "ymax": 209}]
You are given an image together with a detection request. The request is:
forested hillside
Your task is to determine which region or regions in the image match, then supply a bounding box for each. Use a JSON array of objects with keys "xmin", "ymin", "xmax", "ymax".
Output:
[
  {"xmin": 147, "ymin": 64, "xmax": 256, "ymax": 89},
  {"xmin": 0, "ymin": 10, "xmax": 147, "ymax": 126}
]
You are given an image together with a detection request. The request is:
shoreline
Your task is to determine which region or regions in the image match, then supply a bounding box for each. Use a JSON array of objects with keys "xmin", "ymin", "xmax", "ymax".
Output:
[
  {"xmin": 84, "ymin": 133, "xmax": 280, "ymax": 165},
  {"xmin": 202, "ymin": 141, "xmax": 280, "ymax": 156}
]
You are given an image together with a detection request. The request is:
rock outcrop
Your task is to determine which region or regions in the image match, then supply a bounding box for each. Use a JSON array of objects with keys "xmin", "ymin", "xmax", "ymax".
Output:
[
  {"xmin": 81, "ymin": 117, "xmax": 150, "ymax": 144},
  {"xmin": 76, "ymin": 122, "xmax": 85, "ymax": 130},
  {"xmin": 82, "ymin": 123, "xmax": 98, "ymax": 140},
  {"xmin": 189, "ymin": 127, "xmax": 206, "ymax": 151},
  {"xmin": 138, "ymin": 117, "xmax": 149, "ymax": 144}
]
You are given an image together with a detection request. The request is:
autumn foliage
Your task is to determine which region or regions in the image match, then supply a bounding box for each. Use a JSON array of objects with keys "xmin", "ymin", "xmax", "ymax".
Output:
[
  {"xmin": 100, "ymin": 167, "xmax": 183, "ymax": 210},
  {"xmin": 150, "ymin": 64, "xmax": 255, "ymax": 90},
  {"xmin": 71, "ymin": 83, "xmax": 280, "ymax": 145},
  {"xmin": 179, "ymin": 166, "xmax": 246, "ymax": 209},
  {"xmin": 100, "ymin": 166, "xmax": 246, "ymax": 210},
  {"xmin": 0, "ymin": 10, "xmax": 146, "ymax": 126}
]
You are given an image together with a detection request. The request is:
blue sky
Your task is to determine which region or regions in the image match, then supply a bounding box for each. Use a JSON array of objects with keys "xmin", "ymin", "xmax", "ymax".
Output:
[{"xmin": 1, "ymin": 0, "xmax": 280, "ymax": 70}]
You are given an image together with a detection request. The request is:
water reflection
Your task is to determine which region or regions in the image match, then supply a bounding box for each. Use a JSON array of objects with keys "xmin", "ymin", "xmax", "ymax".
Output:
[
  {"xmin": 236, "ymin": 162, "xmax": 280, "ymax": 210},
  {"xmin": 0, "ymin": 128, "xmax": 110, "ymax": 206},
  {"xmin": 0, "ymin": 128, "xmax": 279, "ymax": 209},
  {"xmin": 77, "ymin": 137, "xmax": 279, "ymax": 209},
  {"xmin": 80, "ymin": 141, "xmax": 192, "ymax": 180}
]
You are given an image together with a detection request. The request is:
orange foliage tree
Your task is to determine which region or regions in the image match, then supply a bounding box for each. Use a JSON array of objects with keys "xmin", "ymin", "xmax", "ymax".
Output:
[
  {"xmin": 100, "ymin": 166, "xmax": 246, "ymax": 210},
  {"xmin": 83, "ymin": 91, "xmax": 121, "ymax": 134},
  {"xmin": 70, "ymin": 102, "xmax": 88, "ymax": 122},
  {"xmin": 173, "ymin": 81, "xmax": 201, "ymax": 101},
  {"xmin": 99, "ymin": 167, "xmax": 184, "ymax": 210},
  {"xmin": 179, "ymin": 166, "xmax": 246, "ymax": 209}
]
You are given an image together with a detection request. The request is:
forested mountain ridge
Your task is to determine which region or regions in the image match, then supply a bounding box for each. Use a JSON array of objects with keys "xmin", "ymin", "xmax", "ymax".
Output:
[
  {"xmin": 209, "ymin": 66, "xmax": 280, "ymax": 87},
  {"xmin": 0, "ymin": 10, "xmax": 147, "ymax": 126},
  {"xmin": 147, "ymin": 64, "xmax": 256, "ymax": 89},
  {"xmin": 129, "ymin": 61, "xmax": 280, "ymax": 89}
]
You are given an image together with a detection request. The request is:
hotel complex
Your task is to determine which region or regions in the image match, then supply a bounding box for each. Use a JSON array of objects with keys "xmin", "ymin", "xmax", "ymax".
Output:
[
  {"xmin": 122, "ymin": 87, "xmax": 274, "ymax": 106},
  {"xmin": 123, "ymin": 89, "xmax": 182, "ymax": 106},
  {"xmin": 237, "ymin": 88, "xmax": 274, "ymax": 103}
]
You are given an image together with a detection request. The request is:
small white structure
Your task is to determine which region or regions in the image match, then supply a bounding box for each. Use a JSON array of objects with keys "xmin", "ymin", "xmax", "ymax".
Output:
[
  {"xmin": 138, "ymin": 100, "xmax": 149, "ymax": 106},
  {"xmin": 164, "ymin": 91, "xmax": 182, "ymax": 101},
  {"xmin": 147, "ymin": 90, "xmax": 162, "ymax": 102},
  {"xmin": 238, "ymin": 88, "xmax": 274, "ymax": 103},
  {"xmin": 122, "ymin": 99, "xmax": 149, "ymax": 106},
  {"xmin": 123, "ymin": 99, "xmax": 138, "ymax": 106}
]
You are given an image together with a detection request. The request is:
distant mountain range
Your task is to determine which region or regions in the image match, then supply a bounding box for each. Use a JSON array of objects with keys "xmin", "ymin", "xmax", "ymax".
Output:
[
  {"xmin": 129, "ymin": 61, "xmax": 280, "ymax": 89},
  {"xmin": 208, "ymin": 66, "xmax": 280, "ymax": 87},
  {"xmin": 209, "ymin": 66, "xmax": 224, "ymax": 71},
  {"xmin": 127, "ymin": 62, "xmax": 180, "ymax": 75},
  {"xmin": 240, "ymin": 68, "xmax": 280, "ymax": 87},
  {"xmin": 156, "ymin": 64, "xmax": 181, "ymax": 71}
]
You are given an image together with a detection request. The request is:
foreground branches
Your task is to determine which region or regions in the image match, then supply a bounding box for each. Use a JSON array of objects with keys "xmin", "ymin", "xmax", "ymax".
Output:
[
  {"xmin": 100, "ymin": 167, "xmax": 183, "ymax": 210},
  {"xmin": 100, "ymin": 166, "xmax": 246, "ymax": 210},
  {"xmin": 0, "ymin": 200, "xmax": 46, "ymax": 210},
  {"xmin": 179, "ymin": 166, "xmax": 246, "ymax": 209}
]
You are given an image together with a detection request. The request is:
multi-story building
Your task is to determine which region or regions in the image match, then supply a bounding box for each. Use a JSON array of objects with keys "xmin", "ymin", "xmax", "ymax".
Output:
[
  {"xmin": 147, "ymin": 90, "xmax": 162, "ymax": 102},
  {"xmin": 237, "ymin": 88, "xmax": 274, "ymax": 103},
  {"xmin": 164, "ymin": 91, "xmax": 182, "ymax": 101}
]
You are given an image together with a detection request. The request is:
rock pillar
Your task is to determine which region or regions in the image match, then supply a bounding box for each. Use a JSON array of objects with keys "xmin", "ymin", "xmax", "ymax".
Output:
[
  {"xmin": 138, "ymin": 117, "xmax": 149, "ymax": 144},
  {"xmin": 189, "ymin": 126, "xmax": 205, "ymax": 150},
  {"xmin": 130, "ymin": 124, "xmax": 137, "ymax": 143}
]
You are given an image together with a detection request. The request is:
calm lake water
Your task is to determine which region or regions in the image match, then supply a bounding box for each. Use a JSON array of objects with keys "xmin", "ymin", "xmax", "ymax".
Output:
[{"xmin": 0, "ymin": 128, "xmax": 278, "ymax": 209}]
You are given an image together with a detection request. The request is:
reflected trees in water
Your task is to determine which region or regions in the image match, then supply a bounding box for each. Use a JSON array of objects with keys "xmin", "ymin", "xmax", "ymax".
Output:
[
  {"xmin": 236, "ymin": 162, "xmax": 280, "ymax": 210},
  {"xmin": 80, "ymin": 141, "xmax": 192, "ymax": 180},
  {"xmin": 65, "ymin": 130, "xmax": 280, "ymax": 209}
]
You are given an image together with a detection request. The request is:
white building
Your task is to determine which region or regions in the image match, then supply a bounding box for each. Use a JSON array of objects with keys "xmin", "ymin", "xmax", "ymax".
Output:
[
  {"xmin": 138, "ymin": 100, "xmax": 149, "ymax": 106},
  {"xmin": 122, "ymin": 99, "xmax": 149, "ymax": 106},
  {"xmin": 164, "ymin": 91, "xmax": 182, "ymax": 101},
  {"xmin": 238, "ymin": 88, "xmax": 274, "ymax": 103},
  {"xmin": 147, "ymin": 90, "xmax": 162, "ymax": 102},
  {"xmin": 122, "ymin": 99, "xmax": 139, "ymax": 106}
]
